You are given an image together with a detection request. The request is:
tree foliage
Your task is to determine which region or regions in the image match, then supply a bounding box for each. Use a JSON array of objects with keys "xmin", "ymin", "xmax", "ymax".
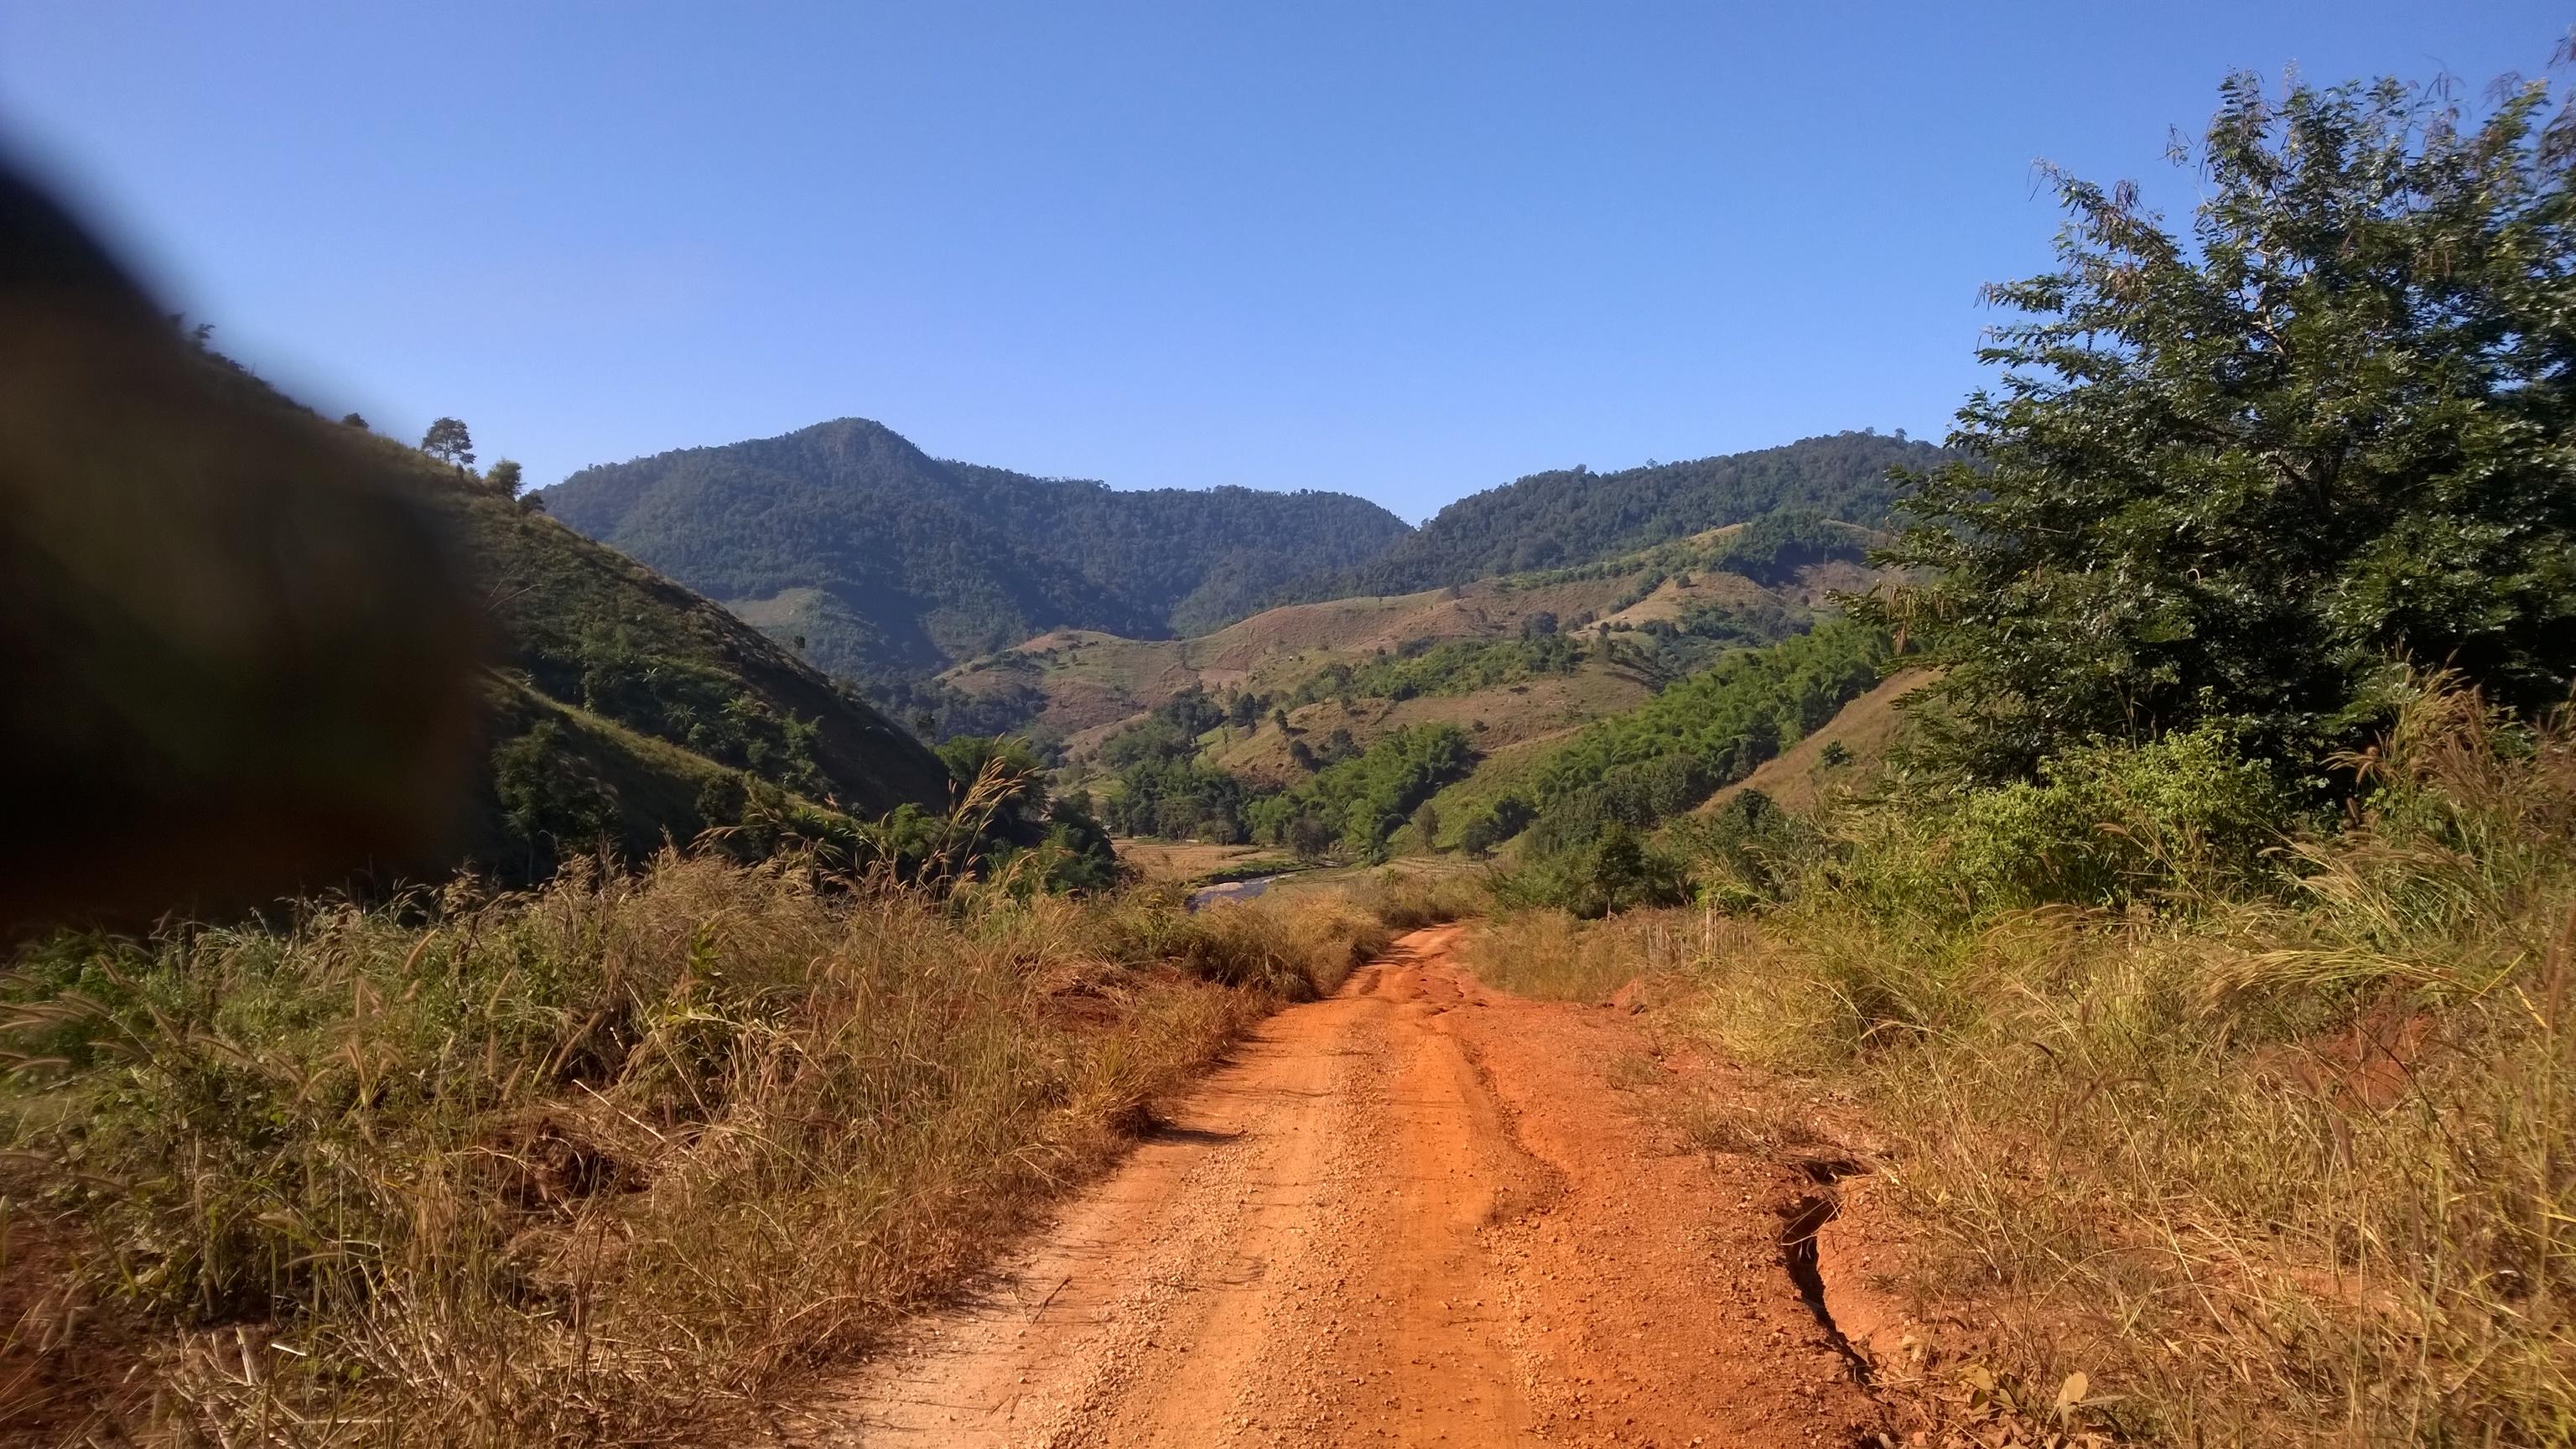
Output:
[
  {"xmin": 1868, "ymin": 73, "xmax": 2576, "ymax": 779},
  {"xmin": 1247, "ymin": 724, "xmax": 1477, "ymax": 861},
  {"xmin": 419, "ymin": 417, "xmax": 474, "ymax": 468},
  {"xmin": 1534, "ymin": 618, "xmax": 1890, "ymax": 815},
  {"xmin": 1705, "ymin": 509, "xmax": 1872, "ymax": 585},
  {"xmin": 1094, "ymin": 689, "xmax": 1256, "ymax": 841},
  {"xmin": 1290, "ymin": 431, "xmax": 1942, "ymax": 600}
]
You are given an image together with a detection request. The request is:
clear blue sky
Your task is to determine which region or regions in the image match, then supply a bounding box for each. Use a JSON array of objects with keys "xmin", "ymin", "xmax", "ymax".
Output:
[{"xmin": 3, "ymin": 3, "xmax": 2565, "ymax": 522}]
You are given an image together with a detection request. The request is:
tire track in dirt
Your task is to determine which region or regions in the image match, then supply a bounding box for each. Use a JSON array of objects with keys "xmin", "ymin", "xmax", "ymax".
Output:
[{"xmin": 776, "ymin": 925, "xmax": 1882, "ymax": 1447}]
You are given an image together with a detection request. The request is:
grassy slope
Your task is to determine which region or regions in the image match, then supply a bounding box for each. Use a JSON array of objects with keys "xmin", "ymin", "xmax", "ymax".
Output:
[
  {"xmin": 945, "ymin": 569, "xmax": 1648, "ymax": 735},
  {"xmin": 460, "ymin": 675, "xmax": 740, "ymax": 868},
  {"xmin": 1417, "ymin": 728, "xmax": 1591, "ymax": 848},
  {"xmin": 1205, "ymin": 668, "xmax": 1658, "ymax": 790}
]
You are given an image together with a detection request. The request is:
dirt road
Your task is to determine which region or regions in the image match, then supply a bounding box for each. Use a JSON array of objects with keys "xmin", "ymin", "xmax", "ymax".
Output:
[{"xmin": 784, "ymin": 925, "xmax": 1886, "ymax": 1447}]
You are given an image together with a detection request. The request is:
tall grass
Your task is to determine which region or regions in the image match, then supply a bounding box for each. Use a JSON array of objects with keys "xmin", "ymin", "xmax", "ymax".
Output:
[
  {"xmin": 1461, "ymin": 907, "xmax": 1709, "ymax": 1003},
  {"xmin": 1468, "ymin": 678, "xmax": 2576, "ymax": 1443},
  {"xmin": 0, "ymin": 854, "xmax": 1393, "ymax": 1446}
]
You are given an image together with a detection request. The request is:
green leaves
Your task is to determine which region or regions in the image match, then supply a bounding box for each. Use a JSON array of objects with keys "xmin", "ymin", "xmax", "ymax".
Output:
[
  {"xmin": 1247, "ymin": 724, "xmax": 1478, "ymax": 863},
  {"xmin": 1871, "ymin": 68, "xmax": 2576, "ymax": 780}
]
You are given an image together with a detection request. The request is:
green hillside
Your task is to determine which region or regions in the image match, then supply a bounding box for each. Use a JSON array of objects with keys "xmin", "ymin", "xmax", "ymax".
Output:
[
  {"xmin": 536, "ymin": 418, "xmax": 1413, "ymax": 722},
  {"xmin": 1284, "ymin": 430, "xmax": 1941, "ymax": 600},
  {"xmin": 409, "ymin": 450, "xmax": 948, "ymax": 815},
  {"xmin": 209, "ymin": 387, "xmax": 955, "ymax": 880},
  {"xmin": 1013, "ymin": 512, "xmax": 1898, "ymax": 860}
]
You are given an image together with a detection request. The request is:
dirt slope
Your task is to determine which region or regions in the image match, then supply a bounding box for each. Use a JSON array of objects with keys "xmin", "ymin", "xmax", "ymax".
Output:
[{"xmin": 774, "ymin": 927, "xmax": 1883, "ymax": 1447}]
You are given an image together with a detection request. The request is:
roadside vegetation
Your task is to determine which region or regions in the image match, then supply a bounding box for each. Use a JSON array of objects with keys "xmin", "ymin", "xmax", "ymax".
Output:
[
  {"xmin": 1464, "ymin": 66, "xmax": 2576, "ymax": 1443},
  {"xmin": 1471, "ymin": 674, "xmax": 2573, "ymax": 1443},
  {"xmin": 0, "ymin": 831, "xmax": 1409, "ymax": 1445}
]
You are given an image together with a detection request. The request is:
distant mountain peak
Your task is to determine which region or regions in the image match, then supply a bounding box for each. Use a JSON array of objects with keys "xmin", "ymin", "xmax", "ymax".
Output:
[{"xmin": 535, "ymin": 418, "xmax": 1413, "ymax": 731}]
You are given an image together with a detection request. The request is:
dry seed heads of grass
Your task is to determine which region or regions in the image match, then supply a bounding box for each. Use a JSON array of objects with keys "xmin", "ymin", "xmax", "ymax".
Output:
[{"xmin": 0, "ymin": 854, "xmax": 1396, "ymax": 1446}]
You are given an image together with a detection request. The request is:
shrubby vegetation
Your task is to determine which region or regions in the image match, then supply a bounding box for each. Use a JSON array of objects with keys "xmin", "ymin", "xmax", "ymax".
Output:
[
  {"xmin": 1092, "ymin": 688, "xmax": 1257, "ymax": 842},
  {"xmin": 1281, "ymin": 633, "xmax": 1587, "ymax": 705},
  {"xmin": 1248, "ymin": 724, "xmax": 1478, "ymax": 861},
  {"xmin": 561, "ymin": 629, "xmax": 828, "ymax": 793},
  {"xmin": 1476, "ymin": 619, "xmax": 1889, "ymax": 911}
]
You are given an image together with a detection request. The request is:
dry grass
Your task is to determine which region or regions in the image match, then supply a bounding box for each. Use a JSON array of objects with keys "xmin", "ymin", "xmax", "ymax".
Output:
[
  {"xmin": 0, "ymin": 856, "xmax": 1397, "ymax": 1446},
  {"xmin": 1470, "ymin": 678, "xmax": 2576, "ymax": 1444},
  {"xmin": 1327, "ymin": 865, "xmax": 1492, "ymax": 932},
  {"xmin": 1460, "ymin": 907, "xmax": 1706, "ymax": 1003},
  {"xmin": 1106, "ymin": 839, "xmax": 1277, "ymax": 886}
]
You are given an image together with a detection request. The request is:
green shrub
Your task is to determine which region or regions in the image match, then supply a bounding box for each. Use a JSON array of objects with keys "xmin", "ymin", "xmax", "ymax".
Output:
[
  {"xmin": 1840, "ymin": 718, "xmax": 2303, "ymax": 922},
  {"xmin": 1494, "ymin": 821, "xmax": 1690, "ymax": 918},
  {"xmin": 1665, "ymin": 788, "xmax": 1815, "ymax": 907}
]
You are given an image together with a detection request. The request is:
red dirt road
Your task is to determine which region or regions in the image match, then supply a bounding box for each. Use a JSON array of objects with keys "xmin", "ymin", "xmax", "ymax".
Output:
[{"xmin": 785, "ymin": 925, "xmax": 1883, "ymax": 1447}]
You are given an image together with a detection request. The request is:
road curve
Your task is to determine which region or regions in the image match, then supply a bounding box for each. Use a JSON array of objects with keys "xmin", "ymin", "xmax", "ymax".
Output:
[{"xmin": 779, "ymin": 924, "xmax": 1882, "ymax": 1448}]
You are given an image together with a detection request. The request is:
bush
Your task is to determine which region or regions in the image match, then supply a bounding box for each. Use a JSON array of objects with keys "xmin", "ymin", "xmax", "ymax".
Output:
[
  {"xmin": 1665, "ymin": 787, "xmax": 1814, "ymax": 908},
  {"xmin": 1841, "ymin": 718, "xmax": 2302, "ymax": 921},
  {"xmin": 1493, "ymin": 821, "xmax": 1690, "ymax": 919},
  {"xmin": 1247, "ymin": 724, "xmax": 1478, "ymax": 862}
]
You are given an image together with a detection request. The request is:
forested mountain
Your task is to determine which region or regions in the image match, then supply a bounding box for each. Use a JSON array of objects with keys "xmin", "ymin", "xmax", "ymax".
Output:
[
  {"xmin": 538, "ymin": 419, "xmax": 1414, "ymax": 718},
  {"xmin": 412, "ymin": 449, "xmax": 953, "ymax": 844},
  {"xmin": 243, "ymin": 389, "xmax": 953, "ymax": 879},
  {"xmin": 1285, "ymin": 430, "xmax": 1944, "ymax": 601}
]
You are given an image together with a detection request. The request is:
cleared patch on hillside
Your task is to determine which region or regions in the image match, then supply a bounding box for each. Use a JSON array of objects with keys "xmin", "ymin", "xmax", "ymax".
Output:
[
  {"xmin": 1113, "ymin": 839, "xmax": 1279, "ymax": 886},
  {"xmin": 940, "ymin": 571, "xmax": 1659, "ymax": 747},
  {"xmin": 1202, "ymin": 666, "xmax": 1657, "ymax": 789}
]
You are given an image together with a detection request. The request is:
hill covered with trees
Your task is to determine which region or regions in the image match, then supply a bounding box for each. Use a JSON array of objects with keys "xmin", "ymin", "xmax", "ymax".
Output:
[
  {"xmin": 166, "ymin": 373, "xmax": 962, "ymax": 882},
  {"xmin": 1280, "ymin": 429, "xmax": 1944, "ymax": 600},
  {"xmin": 536, "ymin": 419, "xmax": 1414, "ymax": 724}
]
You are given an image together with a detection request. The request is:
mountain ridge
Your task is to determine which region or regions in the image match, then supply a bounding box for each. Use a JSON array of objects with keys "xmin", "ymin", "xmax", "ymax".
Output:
[
  {"xmin": 1276, "ymin": 430, "xmax": 1945, "ymax": 604},
  {"xmin": 538, "ymin": 418, "xmax": 1416, "ymax": 721}
]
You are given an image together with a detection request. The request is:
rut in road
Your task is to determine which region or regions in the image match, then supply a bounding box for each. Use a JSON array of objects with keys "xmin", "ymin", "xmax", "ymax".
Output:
[{"xmin": 779, "ymin": 925, "xmax": 1884, "ymax": 1448}]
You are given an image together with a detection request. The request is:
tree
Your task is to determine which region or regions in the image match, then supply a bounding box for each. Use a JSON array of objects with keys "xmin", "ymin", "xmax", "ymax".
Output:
[
  {"xmin": 1867, "ymin": 70, "xmax": 2576, "ymax": 780},
  {"xmin": 1407, "ymin": 799, "xmax": 1441, "ymax": 853},
  {"xmin": 486, "ymin": 459, "xmax": 523, "ymax": 496},
  {"xmin": 421, "ymin": 417, "xmax": 475, "ymax": 468}
]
